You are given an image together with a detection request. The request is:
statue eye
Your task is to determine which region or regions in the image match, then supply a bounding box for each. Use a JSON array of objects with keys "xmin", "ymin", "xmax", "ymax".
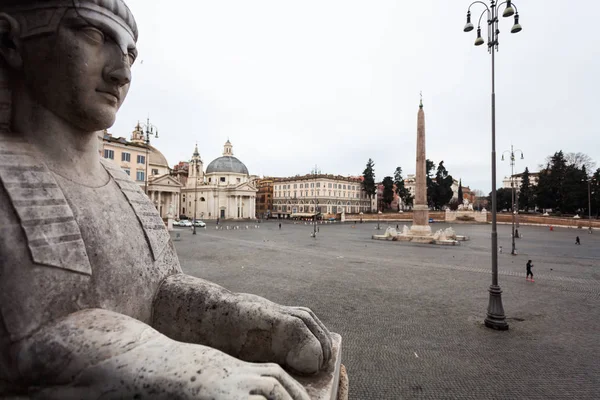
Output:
[
  {"xmin": 127, "ymin": 52, "xmax": 136, "ymax": 65},
  {"xmin": 80, "ymin": 27, "xmax": 105, "ymax": 44}
]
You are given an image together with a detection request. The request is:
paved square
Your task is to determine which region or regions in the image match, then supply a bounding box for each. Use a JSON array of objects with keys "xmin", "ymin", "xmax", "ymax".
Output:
[{"xmin": 172, "ymin": 220, "xmax": 600, "ymax": 399}]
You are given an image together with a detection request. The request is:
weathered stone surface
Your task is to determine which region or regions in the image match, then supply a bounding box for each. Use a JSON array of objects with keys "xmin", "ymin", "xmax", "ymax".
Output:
[{"xmin": 0, "ymin": 1, "xmax": 340, "ymax": 398}]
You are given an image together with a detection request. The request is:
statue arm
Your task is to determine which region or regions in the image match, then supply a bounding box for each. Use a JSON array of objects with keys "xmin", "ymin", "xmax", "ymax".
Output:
[
  {"xmin": 12, "ymin": 308, "xmax": 309, "ymax": 400},
  {"xmin": 151, "ymin": 274, "xmax": 332, "ymax": 375}
]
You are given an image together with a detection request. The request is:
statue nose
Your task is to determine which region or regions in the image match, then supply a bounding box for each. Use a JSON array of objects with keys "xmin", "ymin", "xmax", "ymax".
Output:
[{"xmin": 107, "ymin": 66, "xmax": 131, "ymax": 87}]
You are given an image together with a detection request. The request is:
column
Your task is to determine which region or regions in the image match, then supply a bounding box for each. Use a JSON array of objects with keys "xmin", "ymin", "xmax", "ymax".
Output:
[{"xmin": 157, "ymin": 191, "xmax": 162, "ymax": 217}]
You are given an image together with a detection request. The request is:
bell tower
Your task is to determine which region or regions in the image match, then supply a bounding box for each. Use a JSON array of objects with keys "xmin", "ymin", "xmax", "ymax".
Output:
[
  {"xmin": 187, "ymin": 144, "xmax": 204, "ymax": 188},
  {"xmin": 223, "ymin": 140, "xmax": 233, "ymax": 156}
]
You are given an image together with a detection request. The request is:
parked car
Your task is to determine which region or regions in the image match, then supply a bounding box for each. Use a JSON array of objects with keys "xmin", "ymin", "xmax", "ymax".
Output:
[
  {"xmin": 180, "ymin": 220, "xmax": 193, "ymax": 227},
  {"xmin": 193, "ymin": 220, "xmax": 206, "ymax": 227}
]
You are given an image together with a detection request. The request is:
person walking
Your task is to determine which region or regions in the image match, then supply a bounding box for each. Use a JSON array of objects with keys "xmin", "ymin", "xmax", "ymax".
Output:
[
  {"xmin": 278, "ymin": 222, "xmax": 282, "ymax": 230},
  {"xmin": 576, "ymin": 236, "xmax": 581, "ymax": 245},
  {"xmin": 526, "ymin": 260, "xmax": 534, "ymax": 282}
]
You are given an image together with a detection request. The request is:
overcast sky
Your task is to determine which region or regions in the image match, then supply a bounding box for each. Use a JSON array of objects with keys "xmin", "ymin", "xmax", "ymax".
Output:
[{"xmin": 112, "ymin": 0, "xmax": 600, "ymax": 193}]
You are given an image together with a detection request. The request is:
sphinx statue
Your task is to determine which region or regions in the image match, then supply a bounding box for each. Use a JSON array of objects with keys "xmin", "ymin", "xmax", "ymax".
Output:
[{"xmin": 0, "ymin": 1, "xmax": 334, "ymax": 398}]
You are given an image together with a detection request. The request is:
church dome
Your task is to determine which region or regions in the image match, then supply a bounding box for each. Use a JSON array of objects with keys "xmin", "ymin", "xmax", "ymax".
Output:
[
  {"xmin": 148, "ymin": 145, "xmax": 169, "ymax": 168},
  {"xmin": 205, "ymin": 140, "xmax": 249, "ymax": 175},
  {"xmin": 206, "ymin": 156, "xmax": 248, "ymax": 175}
]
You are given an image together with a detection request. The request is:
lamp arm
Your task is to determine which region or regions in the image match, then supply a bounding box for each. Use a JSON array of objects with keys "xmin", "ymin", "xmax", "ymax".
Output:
[
  {"xmin": 477, "ymin": 8, "xmax": 489, "ymax": 28},
  {"xmin": 468, "ymin": 1, "xmax": 490, "ymax": 13}
]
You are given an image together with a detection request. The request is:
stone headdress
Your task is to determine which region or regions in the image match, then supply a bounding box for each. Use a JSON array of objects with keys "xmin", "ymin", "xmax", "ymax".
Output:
[{"xmin": 0, "ymin": 0, "xmax": 138, "ymax": 132}]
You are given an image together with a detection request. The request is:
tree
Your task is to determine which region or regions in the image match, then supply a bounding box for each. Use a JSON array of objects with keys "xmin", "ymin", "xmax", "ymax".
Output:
[
  {"xmin": 472, "ymin": 189, "xmax": 485, "ymax": 210},
  {"xmin": 490, "ymin": 188, "xmax": 513, "ymax": 211},
  {"xmin": 426, "ymin": 159, "xmax": 436, "ymax": 208},
  {"xmin": 535, "ymin": 164, "xmax": 554, "ymax": 212},
  {"xmin": 433, "ymin": 161, "xmax": 454, "ymax": 209},
  {"xmin": 536, "ymin": 151, "xmax": 595, "ymax": 214},
  {"xmin": 562, "ymin": 164, "xmax": 587, "ymax": 214},
  {"xmin": 518, "ymin": 167, "xmax": 534, "ymax": 211},
  {"xmin": 362, "ymin": 158, "xmax": 376, "ymax": 203},
  {"xmin": 393, "ymin": 167, "xmax": 413, "ymax": 210},
  {"xmin": 382, "ymin": 176, "xmax": 394, "ymax": 210},
  {"xmin": 457, "ymin": 179, "xmax": 463, "ymax": 202},
  {"xmin": 536, "ymin": 151, "xmax": 568, "ymax": 212},
  {"xmin": 591, "ymin": 168, "xmax": 600, "ymax": 218},
  {"xmin": 565, "ymin": 152, "xmax": 596, "ymax": 172}
]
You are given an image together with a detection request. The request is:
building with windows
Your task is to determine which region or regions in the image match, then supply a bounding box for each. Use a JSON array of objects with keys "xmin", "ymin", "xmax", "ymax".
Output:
[
  {"xmin": 255, "ymin": 177, "xmax": 275, "ymax": 219},
  {"xmin": 181, "ymin": 141, "xmax": 257, "ymax": 220},
  {"xmin": 100, "ymin": 126, "xmax": 181, "ymax": 219},
  {"xmin": 100, "ymin": 130, "xmax": 148, "ymax": 183},
  {"xmin": 272, "ymin": 174, "xmax": 374, "ymax": 219},
  {"xmin": 502, "ymin": 171, "xmax": 540, "ymax": 190}
]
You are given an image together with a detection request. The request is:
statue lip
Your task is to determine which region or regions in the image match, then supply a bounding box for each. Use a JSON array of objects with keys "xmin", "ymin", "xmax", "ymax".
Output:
[{"xmin": 96, "ymin": 89, "xmax": 120, "ymax": 102}]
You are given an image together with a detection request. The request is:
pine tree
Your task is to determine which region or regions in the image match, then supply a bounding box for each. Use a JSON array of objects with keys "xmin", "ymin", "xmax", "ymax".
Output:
[
  {"xmin": 382, "ymin": 176, "xmax": 394, "ymax": 210},
  {"xmin": 434, "ymin": 161, "xmax": 454, "ymax": 209},
  {"xmin": 591, "ymin": 168, "xmax": 600, "ymax": 218},
  {"xmin": 362, "ymin": 159, "xmax": 377, "ymax": 203},
  {"xmin": 518, "ymin": 167, "xmax": 533, "ymax": 211},
  {"xmin": 394, "ymin": 167, "xmax": 413, "ymax": 210},
  {"xmin": 457, "ymin": 179, "xmax": 463, "ymax": 202},
  {"xmin": 426, "ymin": 159, "xmax": 436, "ymax": 209}
]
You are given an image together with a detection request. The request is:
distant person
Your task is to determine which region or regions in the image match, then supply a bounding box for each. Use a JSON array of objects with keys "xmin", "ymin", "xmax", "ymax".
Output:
[
  {"xmin": 576, "ymin": 236, "xmax": 581, "ymax": 245},
  {"xmin": 515, "ymin": 228, "xmax": 520, "ymax": 238},
  {"xmin": 279, "ymin": 223, "xmax": 282, "ymax": 230},
  {"xmin": 499, "ymin": 246, "xmax": 503, "ymax": 254},
  {"xmin": 526, "ymin": 260, "xmax": 534, "ymax": 282},
  {"xmin": 216, "ymin": 217, "xmax": 220, "ymax": 225}
]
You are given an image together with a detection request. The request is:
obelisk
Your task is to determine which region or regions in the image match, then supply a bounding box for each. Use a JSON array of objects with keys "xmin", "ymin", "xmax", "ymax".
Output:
[{"xmin": 410, "ymin": 95, "xmax": 432, "ymax": 236}]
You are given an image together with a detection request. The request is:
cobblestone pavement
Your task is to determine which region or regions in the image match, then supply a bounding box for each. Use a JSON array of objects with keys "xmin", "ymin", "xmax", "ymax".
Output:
[{"xmin": 172, "ymin": 220, "xmax": 600, "ymax": 399}]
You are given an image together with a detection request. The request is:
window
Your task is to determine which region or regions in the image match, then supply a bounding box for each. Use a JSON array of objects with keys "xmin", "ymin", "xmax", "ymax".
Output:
[
  {"xmin": 317, "ymin": 183, "xmax": 321, "ymax": 188},
  {"xmin": 121, "ymin": 152, "xmax": 131, "ymax": 162},
  {"xmin": 152, "ymin": 169, "xmax": 159, "ymax": 175},
  {"xmin": 311, "ymin": 183, "xmax": 314, "ymax": 188},
  {"xmin": 124, "ymin": 169, "xmax": 130, "ymax": 176},
  {"xmin": 200, "ymin": 197, "xmax": 206, "ymax": 202},
  {"xmin": 208, "ymin": 178, "xmax": 212, "ymax": 183},
  {"xmin": 236, "ymin": 178, "xmax": 241, "ymax": 183},
  {"xmin": 294, "ymin": 184, "xmax": 297, "ymax": 189},
  {"xmin": 104, "ymin": 149, "xmax": 114, "ymax": 160},
  {"xmin": 220, "ymin": 177, "xmax": 226, "ymax": 182},
  {"xmin": 300, "ymin": 184, "xmax": 303, "ymax": 189},
  {"xmin": 136, "ymin": 171, "xmax": 145, "ymax": 181},
  {"xmin": 137, "ymin": 155, "xmax": 145, "ymax": 164}
]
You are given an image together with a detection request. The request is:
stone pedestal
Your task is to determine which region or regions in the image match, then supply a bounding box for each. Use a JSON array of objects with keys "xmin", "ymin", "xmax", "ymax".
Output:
[{"xmin": 295, "ymin": 333, "xmax": 347, "ymax": 400}]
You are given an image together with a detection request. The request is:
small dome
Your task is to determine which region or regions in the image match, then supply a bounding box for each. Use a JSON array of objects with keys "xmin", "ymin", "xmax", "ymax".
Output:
[
  {"xmin": 206, "ymin": 156, "xmax": 249, "ymax": 175},
  {"xmin": 148, "ymin": 145, "xmax": 169, "ymax": 168}
]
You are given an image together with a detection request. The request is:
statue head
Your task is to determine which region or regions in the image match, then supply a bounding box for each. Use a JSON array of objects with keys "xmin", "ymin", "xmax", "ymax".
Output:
[{"xmin": 0, "ymin": 0, "xmax": 138, "ymax": 132}]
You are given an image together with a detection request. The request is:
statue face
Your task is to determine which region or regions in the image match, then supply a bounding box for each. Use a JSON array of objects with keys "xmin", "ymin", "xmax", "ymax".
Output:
[{"xmin": 17, "ymin": 7, "xmax": 138, "ymax": 131}]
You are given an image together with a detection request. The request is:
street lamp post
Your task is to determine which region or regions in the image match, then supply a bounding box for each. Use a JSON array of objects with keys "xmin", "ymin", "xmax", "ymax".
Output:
[
  {"xmin": 377, "ymin": 210, "xmax": 382, "ymax": 230},
  {"xmin": 463, "ymin": 0, "xmax": 522, "ymax": 331},
  {"xmin": 192, "ymin": 162, "xmax": 199, "ymax": 235},
  {"xmin": 588, "ymin": 177, "xmax": 593, "ymax": 234},
  {"xmin": 311, "ymin": 165, "xmax": 321, "ymax": 238},
  {"xmin": 502, "ymin": 145, "xmax": 524, "ymax": 255},
  {"xmin": 138, "ymin": 117, "xmax": 159, "ymax": 196}
]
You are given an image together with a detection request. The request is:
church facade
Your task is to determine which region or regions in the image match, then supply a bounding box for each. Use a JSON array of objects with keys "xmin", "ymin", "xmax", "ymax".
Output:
[{"xmin": 181, "ymin": 141, "xmax": 257, "ymax": 220}]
